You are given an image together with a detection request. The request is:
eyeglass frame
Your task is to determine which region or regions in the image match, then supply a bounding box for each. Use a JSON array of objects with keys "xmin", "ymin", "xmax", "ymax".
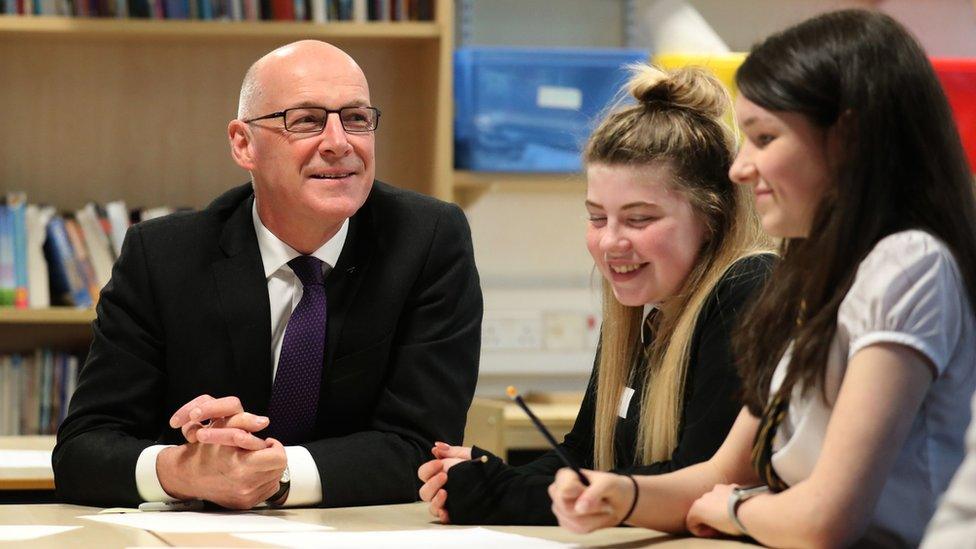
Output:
[{"xmin": 242, "ymin": 106, "xmax": 382, "ymax": 134}]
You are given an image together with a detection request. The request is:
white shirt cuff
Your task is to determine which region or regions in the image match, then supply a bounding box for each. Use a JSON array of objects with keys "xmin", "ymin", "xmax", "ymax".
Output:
[
  {"xmin": 282, "ymin": 445, "xmax": 323, "ymax": 506},
  {"xmin": 135, "ymin": 444, "xmax": 178, "ymax": 503}
]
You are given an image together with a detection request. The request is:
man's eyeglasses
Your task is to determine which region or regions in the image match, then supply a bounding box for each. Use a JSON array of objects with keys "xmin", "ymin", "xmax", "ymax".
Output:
[{"xmin": 243, "ymin": 106, "xmax": 381, "ymax": 134}]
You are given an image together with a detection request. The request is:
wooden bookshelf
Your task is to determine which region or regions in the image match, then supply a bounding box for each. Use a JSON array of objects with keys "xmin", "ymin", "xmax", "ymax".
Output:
[{"xmin": 0, "ymin": 7, "xmax": 455, "ymax": 402}]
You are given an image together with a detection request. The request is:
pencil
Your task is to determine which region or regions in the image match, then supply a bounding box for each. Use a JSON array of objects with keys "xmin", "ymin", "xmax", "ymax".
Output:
[{"xmin": 506, "ymin": 386, "xmax": 590, "ymax": 487}]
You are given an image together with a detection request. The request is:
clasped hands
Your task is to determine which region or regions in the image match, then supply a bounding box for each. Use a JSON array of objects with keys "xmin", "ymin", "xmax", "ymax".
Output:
[{"xmin": 157, "ymin": 395, "xmax": 287, "ymax": 510}]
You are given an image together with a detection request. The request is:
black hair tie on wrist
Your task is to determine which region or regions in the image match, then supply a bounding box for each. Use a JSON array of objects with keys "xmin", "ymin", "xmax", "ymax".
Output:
[{"xmin": 620, "ymin": 474, "xmax": 639, "ymax": 525}]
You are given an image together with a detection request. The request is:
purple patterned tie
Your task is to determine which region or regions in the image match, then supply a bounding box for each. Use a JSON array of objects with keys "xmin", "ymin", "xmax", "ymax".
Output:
[{"xmin": 266, "ymin": 255, "xmax": 326, "ymax": 445}]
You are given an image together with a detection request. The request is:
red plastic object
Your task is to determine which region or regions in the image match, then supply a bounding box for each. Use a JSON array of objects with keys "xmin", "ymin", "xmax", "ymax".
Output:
[{"xmin": 932, "ymin": 58, "xmax": 976, "ymax": 173}]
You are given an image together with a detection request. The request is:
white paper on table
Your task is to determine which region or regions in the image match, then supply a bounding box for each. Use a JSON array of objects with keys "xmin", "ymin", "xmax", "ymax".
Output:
[
  {"xmin": 234, "ymin": 527, "xmax": 577, "ymax": 548},
  {"xmin": 0, "ymin": 525, "xmax": 80, "ymax": 541},
  {"xmin": 79, "ymin": 512, "xmax": 333, "ymax": 534},
  {"xmin": 0, "ymin": 450, "xmax": 53, "ymax": 469}
]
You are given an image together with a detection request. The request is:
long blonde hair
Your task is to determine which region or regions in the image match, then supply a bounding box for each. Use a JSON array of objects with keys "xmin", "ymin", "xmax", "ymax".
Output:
[{"xmin": 586, "ymin": 65, "xmax": 771, "ymax": 469}]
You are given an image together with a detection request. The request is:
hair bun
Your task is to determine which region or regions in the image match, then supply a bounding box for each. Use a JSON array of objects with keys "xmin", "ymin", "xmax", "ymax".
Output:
[{"xmin": 628, "ymin": 64, "xmax": 730, "ymax": 119}]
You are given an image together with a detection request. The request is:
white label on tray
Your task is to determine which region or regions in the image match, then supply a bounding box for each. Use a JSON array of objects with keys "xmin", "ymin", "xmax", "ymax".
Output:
[{"xmin": 537, "ymin": 86, "xmax": 582, "ymax": 110}]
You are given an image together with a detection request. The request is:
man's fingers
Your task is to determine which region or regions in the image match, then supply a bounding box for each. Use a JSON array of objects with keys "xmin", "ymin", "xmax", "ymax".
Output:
[
  {"xmin": 245, "ymin": 438, "xmax": 287, "ymax": 472},
  {"xmin": 195, "ymin": 427, "xmax": 268, "ymax": 450},
  {"xmin": 169, "ymin": 394, "xmax": 215, "ymax": 428},
  {"xmin": 183, "ymin": 396, "xmax": 245, "ymax": 425},
  {"xmin": 258, "ymin": 477, "xmax": 282, "ymax": 504},
  {"xmin": 221, "ymin": 412, "xmax": 270, "ymax": 433},
  {"xmin": 418, "ymin": 459, "xmax": 444, "ymax": 482},
  {"xmin": 182, "ymin": 421, "xmax": 205, "ymax": 443}
]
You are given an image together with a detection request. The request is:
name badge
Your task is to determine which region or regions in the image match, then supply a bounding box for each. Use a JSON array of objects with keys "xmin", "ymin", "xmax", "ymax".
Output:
[{"xmin": 618, "ymin": 387, "xmax": 636, "ymax": 419}]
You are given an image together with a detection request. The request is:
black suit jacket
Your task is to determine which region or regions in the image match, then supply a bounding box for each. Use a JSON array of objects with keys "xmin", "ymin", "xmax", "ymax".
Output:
[{"xmin": 53, "ymin": 181, "xmax": 483, "ymax": 507}]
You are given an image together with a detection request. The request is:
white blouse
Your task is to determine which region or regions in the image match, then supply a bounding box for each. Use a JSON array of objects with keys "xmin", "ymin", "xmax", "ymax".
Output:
[{"xmin": 768, "ymin": 230, "xmax": 976, "ymax": 545}]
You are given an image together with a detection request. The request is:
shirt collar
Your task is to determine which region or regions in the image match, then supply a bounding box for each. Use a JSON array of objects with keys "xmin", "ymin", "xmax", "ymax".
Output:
[{"xmin": 252, "ymin": 198, "xmax": 349, "ymax": 279}]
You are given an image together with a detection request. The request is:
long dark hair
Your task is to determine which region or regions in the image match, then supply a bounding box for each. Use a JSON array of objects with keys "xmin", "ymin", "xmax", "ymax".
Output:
[{"xmin": 735, "ymin": 9, "xmax": 976, "ymax": 414}]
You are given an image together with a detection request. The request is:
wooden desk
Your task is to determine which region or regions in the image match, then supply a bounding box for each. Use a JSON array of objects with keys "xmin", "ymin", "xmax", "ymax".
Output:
[
  {"xmin": 0, "ymin": 502, "xmax": 756, "ymax": 548},
  {"xmin": 0, "ymin": 436, "xmax": 56, "ymax": 491},
  {"xmin": 464, "ymin": 394, "xmax": 583, "ymax": 458},
  {"xmin": 0, "ymin": 503, "xmax": 164, "ymax": 547}
]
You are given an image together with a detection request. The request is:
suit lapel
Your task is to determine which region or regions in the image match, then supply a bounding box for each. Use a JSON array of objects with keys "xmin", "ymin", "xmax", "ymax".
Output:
[
  {"xmin": 324, "ymin": 197, "xmax": 374, "ymax": 366},
  {"xmin": 212, "ymin": 193, "xmax": 273, "ymax": 414}
]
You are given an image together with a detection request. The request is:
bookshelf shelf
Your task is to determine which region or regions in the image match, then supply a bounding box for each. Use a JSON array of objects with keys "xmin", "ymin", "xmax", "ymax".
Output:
[
  {"xmin": 0, "ymin": 15, "xmax": 441, "ymax": 40},
  {"xmin": 0, "ymin": 307, "xmax": 95, "ymax": 325},
  {"xmin": 0, "ymin": 308, "xmax": 95, "ymax": 352}
]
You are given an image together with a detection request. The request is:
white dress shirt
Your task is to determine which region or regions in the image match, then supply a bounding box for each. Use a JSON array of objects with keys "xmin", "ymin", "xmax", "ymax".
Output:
[{"xmin": 134, "ymin": 199, "xmax": 349, "ymax": 506}]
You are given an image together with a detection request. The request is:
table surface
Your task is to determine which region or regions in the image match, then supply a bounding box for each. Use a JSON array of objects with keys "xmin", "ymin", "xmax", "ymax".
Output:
[
  {"xmin": 0, "ymin": 501, "xmax": 758, "ymax": 548},
  {"xmin": 0, "ymin": 436, "xmax": 56, "ymax": 490}
]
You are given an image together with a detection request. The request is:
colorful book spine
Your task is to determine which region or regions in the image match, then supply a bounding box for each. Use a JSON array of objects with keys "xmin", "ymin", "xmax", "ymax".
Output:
[
  {"xmin": 270, "ymin": 0, "xmax": 292, "ymax": 20},
  {"xmin": 7, "ymin": 193, "xmax": 30, "ymax": 308},
  {"xmin": 44, "ymin": 216, "xmax": 93, "ymax": 308},
  {"xmin": 26, "ymin": 205, "xmax": 54, "ymax": 309},
  {"xmin": 63, "ymin": 218, "xmax": 101, "ymax": 305},
  {"xmin": 0, "ymin": 205, "xmax": 16, "ymax": 306}
]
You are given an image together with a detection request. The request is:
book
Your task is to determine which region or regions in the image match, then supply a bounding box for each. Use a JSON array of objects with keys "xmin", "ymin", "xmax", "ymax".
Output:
[
  {"xmin": 139, "ymin": 206, "xmax": 175, "ymax": 222},
  {"xmin": 44, "ymin": 216, "xmax": 93, "ymax": 308},
  {"xmin": 63, "ymin": 218, "xmax": 101, "ymax": 304},
  {"xmin": 309, "ymin": 0, "xmax": 324, "ymax": 22},
  {"xmin": 105, "ymin": 200, "xmax": 130, "ymax": 259},
  {"xmin": 76, "ymin": 203, "xmax": 115, "ymax": 294},
  {"xmin": 6, "ymin": 193, "xmax": 29, "ymax": 308},
  {"xmin": 63, "ymin": 354, "xmax": 79, "ymax": 420},
  {"xmin": 0, "ymin": 205, "xmax": 15, "ymax": 306},
  {"xmin": 270, "ymin": 0, "xmax": 292, "ymax": 20},
  {"xmin": 335, "ymin": 0, "xmax": 350, "ymax": 19},
  {"xmin": 26, "ymin": 204, "xmax": 55, "ymax": 309},
  {"xmin": 0, "ymin": 355, "xmax": 9, "ymax": 435}
]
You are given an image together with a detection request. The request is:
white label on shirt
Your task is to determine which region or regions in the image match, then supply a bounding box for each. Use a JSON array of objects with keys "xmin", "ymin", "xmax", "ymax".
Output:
[
  {"xmin": 536, "ymin": 86, "xmax": 583, "ymax": 110},
  {"xmin": 618, "ymin": 387, "xmax": 636, "ymax": 419}
]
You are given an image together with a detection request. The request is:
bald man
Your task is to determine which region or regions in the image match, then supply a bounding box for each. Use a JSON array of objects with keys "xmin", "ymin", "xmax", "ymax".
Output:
[{"xmin": 53, "ymin": 41, "xmax": 483, "ymax": 509}]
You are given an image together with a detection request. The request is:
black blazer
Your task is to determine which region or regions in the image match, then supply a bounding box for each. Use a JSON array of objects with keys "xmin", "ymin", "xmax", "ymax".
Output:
[{"xmin": 53, "ymin": 182, "xmax": 483, "ymax": 507}]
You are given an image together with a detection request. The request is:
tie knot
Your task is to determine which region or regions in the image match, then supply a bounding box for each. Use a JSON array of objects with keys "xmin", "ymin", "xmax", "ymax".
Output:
[{"xmin": 288, "ymin": 255, "xmax": 325, "ymax": 286}]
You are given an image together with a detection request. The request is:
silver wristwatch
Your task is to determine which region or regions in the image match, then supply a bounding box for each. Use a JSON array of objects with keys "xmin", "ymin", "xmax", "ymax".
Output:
[
  {"xmin": 268, "ymin": 466, "xmax": 291, "ymax": 505},
  {"xmin": 727, "ymin": 484, "xmax": 769, "ymax": 536}
]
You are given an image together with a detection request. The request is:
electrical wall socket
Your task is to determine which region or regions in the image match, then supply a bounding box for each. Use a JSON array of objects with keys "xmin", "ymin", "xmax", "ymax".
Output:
[{"xmin": 482, "ymin": 312, "xmax": 543, "ymax": 351}]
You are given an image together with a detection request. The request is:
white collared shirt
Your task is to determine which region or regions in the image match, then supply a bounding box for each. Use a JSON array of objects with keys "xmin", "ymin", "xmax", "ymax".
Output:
[
  {"xmin": 134, "ymin": 198, "xmax": 349, "ymax": 507},
  {"xmin": 254, "ymin": 200, "xmax": 348, "ymax": 381}
]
